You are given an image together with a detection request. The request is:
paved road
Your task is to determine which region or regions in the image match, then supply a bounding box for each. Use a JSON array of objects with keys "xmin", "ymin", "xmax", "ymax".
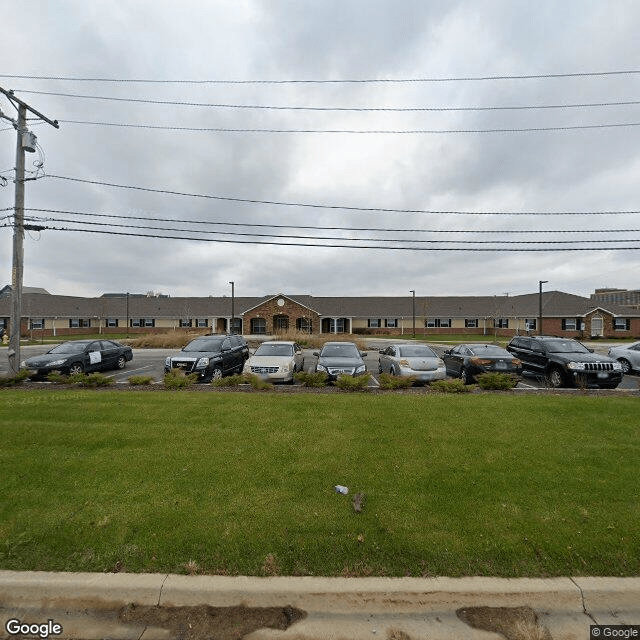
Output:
[{"xmin": 2, "ymin": 341, "xmax": 638, "ymax": 390}]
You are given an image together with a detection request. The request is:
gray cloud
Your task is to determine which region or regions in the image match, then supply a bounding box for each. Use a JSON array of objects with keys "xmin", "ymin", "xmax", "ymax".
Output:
[{"xmin": 1, "ymin": 0, "xmax": 640, "ymax": 300}]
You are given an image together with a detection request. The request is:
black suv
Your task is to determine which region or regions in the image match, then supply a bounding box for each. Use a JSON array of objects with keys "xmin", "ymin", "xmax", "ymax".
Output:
[
  {"xmin": 506, "ymin": 335, "xmax": 623, "ymax": 389},
  {"xmin": 164, "ymin": 334, "xmax": 249, "ymax": 382}
]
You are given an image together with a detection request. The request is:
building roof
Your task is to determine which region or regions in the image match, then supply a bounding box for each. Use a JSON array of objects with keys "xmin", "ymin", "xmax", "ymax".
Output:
[{"xmin": 0, "ymin": 289, "xmax": 637, "ymax": 319}]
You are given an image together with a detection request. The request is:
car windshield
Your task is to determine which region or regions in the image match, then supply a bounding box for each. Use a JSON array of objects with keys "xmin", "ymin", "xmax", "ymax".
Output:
[
  {"xmin": 473, "ymin": 345, "xmax": 510, "ymax": 357},
  {"xmin": 545, "ymin": 340, "xmax": 590, "ymax": 354},
  {"xmin": 321, "ymin": 344, "xmax": 360, "ymax": 358},
  {"xmin": 398, "ymin": 345, "xmax": 436, "ymax": 358},
  {"xmin": 48, "ymin": 342, "xmax": 87, "ymax": 354},
  {"xmin": 183, "ymin": 339, "xmax": 223, "ymax": 353},
  {"xmin": 254, "ymin": 344, "xmax": 294, "ymax": 357}
]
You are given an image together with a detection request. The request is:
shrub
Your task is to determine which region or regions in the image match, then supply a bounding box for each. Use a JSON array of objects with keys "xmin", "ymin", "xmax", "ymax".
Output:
[
  {"xmin": 46, "ymin": 370, "xmax": 68, "ymax": 384},
  {"xmin": 71, "ymin": 372, "xmax": 114, "ymax": 388},
  {"xmin": 294, "ymin": 371, "xmax": 328, "ymax": 387},
  {"xmin": 0, "ymin": 369, "xmax": 30, "ymax": 387},
  {"xmin": 378, "ymin": 373, "xmax": 415, "ymax": 390},
  {"xmin": 243, "ymin": 373, "xmax": 273, "ymax": 390},
  {"xmin": 475, "ymin": 372, "xmax": 519, "ymax": 390},
  {"xmin": 128, "ymin": 375, "xmax": 155, "ymax": 386},
  {"xmin": 164, "ymin": 369, "xmax": 198, "ymax": 389},
  {"xmin": 430, "ymin": 378, "xmax": 474, "ymax": 393},
  {"xmin": 335, "ymin": 373, "xmax": 371, "ymax": 392},
  {"xmin": 211, "ymin": 374, "xmax": 246, "ymax": 387}
]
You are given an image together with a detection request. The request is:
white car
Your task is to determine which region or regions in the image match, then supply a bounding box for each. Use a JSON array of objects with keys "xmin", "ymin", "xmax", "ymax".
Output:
[
  {"xmin": 607, "ymin": 341, "xmax": 640, "ymax": 374},
  {"xmin": 243, "ymin": 341, "xmax": 305, "ymax": 383}
]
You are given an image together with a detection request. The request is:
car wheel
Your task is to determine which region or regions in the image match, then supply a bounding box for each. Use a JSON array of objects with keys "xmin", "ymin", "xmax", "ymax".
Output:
[
  {"xmin": 393, "ymin": 365, "xmax": 401, "ymax": 376},
  {"xmin": 211, "ymin": 367, "xmax": 223, "ymax": 381},
  {"xmin": 618, "ymin": 358, "xmax": 632, "ymax": 374},
  {"xmin": 116, "ymin": 355, "xmax": 127, "ymax": 369},
  {"xmin": 460, "ymin": 367, "xmax": 470, "ymax": 384},
  {"xmin": 68, "ymin": 362, "xmax": 84, "ymax": 376},
  {"xmin": 548, "ymin": 367, "xmax": 565, "ymax": 388}
]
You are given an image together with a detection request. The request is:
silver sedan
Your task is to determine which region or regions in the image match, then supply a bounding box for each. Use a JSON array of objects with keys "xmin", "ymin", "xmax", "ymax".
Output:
[
  {"xmin": 378, "ymin": 343, "xmax": 446, "ymax": 383},
  {"xmin": 607, "ymin": 341, "xmax": 640, "ymax": 374}
]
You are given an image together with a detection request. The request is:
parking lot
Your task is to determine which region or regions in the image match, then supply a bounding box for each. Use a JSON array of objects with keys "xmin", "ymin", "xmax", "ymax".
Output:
[{"xmin": 2, "ymin": 339, "xmax": 638, "ymax": 390}]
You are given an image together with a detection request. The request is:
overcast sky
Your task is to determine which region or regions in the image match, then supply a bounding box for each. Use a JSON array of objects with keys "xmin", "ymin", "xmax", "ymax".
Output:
[{"xmin": 1, "ymin": 0, "xmax": 640, "ymax": 300}]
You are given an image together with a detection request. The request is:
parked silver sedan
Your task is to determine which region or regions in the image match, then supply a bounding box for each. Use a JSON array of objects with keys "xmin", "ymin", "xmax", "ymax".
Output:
[
  {"xmin": 243, "ymin": 341, "xmax": 305, "ymax": 383},
  {"xmin": 378, "ymin": 343, "xmax": 446, "ymax": 384},
  {"xmin": 607, "ymin": 341, "xmax": 640, "ymax": 374}
]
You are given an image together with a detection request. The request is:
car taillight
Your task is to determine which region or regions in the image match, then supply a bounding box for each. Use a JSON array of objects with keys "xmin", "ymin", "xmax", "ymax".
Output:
[
  {"xmin": 511, "ymin": 358, "xmax": 522, "ymax": 366},
  {"xmin": 470, "ymin": 357, "xmax": 492, "ymax": 366}
]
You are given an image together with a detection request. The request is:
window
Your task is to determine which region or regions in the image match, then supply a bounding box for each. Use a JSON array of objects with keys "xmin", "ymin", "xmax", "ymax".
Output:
[
  {"xmin": 196, "ymin": 319, "xmax": 208, "ymax": 328},
  {"xmin": 296, "ymin": 317, "xmax": 313, "ymax": 332},
  {"xmin": 179, "ymin": 319, "xmax": 192, "ymax": 327},
  {"xmin": 385, "ymin": 319, "xmax": 398, "ymax": 328},
  {"xmin": 614, "ymin": 318, "xmax": 631, "ymax": 331},
  {"xmin": 525, "ymin": 318, "xmax": 537, "ymax": 331},
  {"xmin": 30, "ymin": 318, "xmax": 44, "ymax": 329},
  {"xmin": 251, "ymin": 317, "xmax": 266, "ymax": 334},
  {"xmin": 367, "ymin": 319, "xmax": 381, "ymax": 328},
  {"xmin": 561, "ymin": 318, "xmax": 577, "ymax": 331},
  {"xmin": 425, "ymin": 318, "xmax": 451, "ymax": 328},
  {"xmin": 465, "ymin": 319, "xmax": 478, "ymax": 328},
  {"xmin": 230, "ymin": 318, "xmax": 243, "ymax": 333},
  {"xmin": 106, "ymin": 318, "xmax": 118, "ymax": 328},
  {"xmin": 69, "ymin": 318, "xmax": 91, "ymax": 328},
  {"xmin": 495, "ymin": 318, "xmax": 509, "ymax": 329},
  {"xmin": 130, "ymin": 318, "xmax": 155, "ymax": 327}
]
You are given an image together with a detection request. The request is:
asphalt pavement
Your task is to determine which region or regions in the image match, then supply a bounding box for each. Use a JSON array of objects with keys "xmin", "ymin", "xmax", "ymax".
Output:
[{"xmin": 2, "ymin": 339, "xmax": 638, "ymax": 391}]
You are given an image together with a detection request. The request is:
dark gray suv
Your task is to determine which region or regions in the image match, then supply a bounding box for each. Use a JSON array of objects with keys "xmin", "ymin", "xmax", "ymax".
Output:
[
  {"xmin": 165, "ymin": 334, "xmax": 249, "ymax": 382},
  {"xmin": 506, "ymin": 335, "xmax": 623, "ymax": 389}
]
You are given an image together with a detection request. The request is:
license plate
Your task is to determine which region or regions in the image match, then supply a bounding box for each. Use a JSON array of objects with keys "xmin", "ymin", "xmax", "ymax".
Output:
[
  {"xmin": 597, "ymin": 372, "xmax": 609, "ymax": 379},
  {"xmin": 494, "ymin": 362, "xmax": 507, "ymax": 370}
]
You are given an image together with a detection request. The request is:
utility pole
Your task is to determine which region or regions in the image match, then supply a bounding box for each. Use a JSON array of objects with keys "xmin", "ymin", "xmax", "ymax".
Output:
[
  {"xmin": 229, "ymin": 281, "xmax": 235, "ymax": 334},
  {"xmin": 0, "ymin": 87, "xmax": 58, "ymax": 373}
]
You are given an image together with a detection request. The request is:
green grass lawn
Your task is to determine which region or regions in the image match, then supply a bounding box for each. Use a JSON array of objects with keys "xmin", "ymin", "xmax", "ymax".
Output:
[{"xmin": 1, "ymin": 390, "xmax": 638, "ymax": 577}]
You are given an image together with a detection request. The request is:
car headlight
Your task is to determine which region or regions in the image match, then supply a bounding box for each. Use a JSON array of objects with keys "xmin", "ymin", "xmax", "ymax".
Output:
[
  {"xmin": 282, "ymin": 364, "xmax": 290, "ymax": 373},
  {"xmin": 195, "ymin": 357, "xmax": 210, "ymax": 368},
  {"xmin": 48, "ymin": 359, "xmax": 67, "ymax": 367},
  {"xmin": 316, "ymin": 364, "xmax": 327, "ymax": 372},
  {"xmin": 355, "ymin": 364, "xmax": 366, "ymax": 374},
  {"xmin": 612, "ymin": 362, "xmax": 623, "ymax": 371},
  {"xmin": 165, "ymin": 357, "xmax": 171, "ymax": 367},
  {"xmin": 398, "ymin": 359, "xmax": 411, "ymax": 368},
  {"xmin": 20, "ymin": 360, "xmax": 26, "ymax": 368},
  {"xmin": 567, "ymin": 361, "xmax": 585, "ymax": 371}
]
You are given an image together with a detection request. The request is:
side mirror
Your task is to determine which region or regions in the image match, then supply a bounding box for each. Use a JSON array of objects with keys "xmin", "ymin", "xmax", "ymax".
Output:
[
  {"xmin": 588, "ymin": 348, "xmax": 594, "ymax": 353},
  {"xmin": 313, "ymin": 351, "xmax": 320, "ymax": 357},
  {"xmin": 360, "ymin": 352, "xmax": 368, "ymax": 357},
  {"xmin": 444, "ymin": 349, "xmax": 451, "ymax": 355},
  {"xmin": 378, "ymin": 349, "xmax": 385, "ymax": 354}
]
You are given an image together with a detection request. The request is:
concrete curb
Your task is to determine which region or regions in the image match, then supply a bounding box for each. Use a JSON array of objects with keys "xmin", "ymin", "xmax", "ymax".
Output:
[{"xmin": 1, "ymin": 571, "xmax": 639, "ymax": 639}]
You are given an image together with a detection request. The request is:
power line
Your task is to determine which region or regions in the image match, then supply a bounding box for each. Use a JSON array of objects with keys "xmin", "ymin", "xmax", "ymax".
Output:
[
  {"xmin": 58, "ymin": 118, "xmax": 640, "ymax": 134},
  {"xmin": 27, "ymin": 215, "xmax": 640, "ymax": 245},
  {"xmin": 37, "ymin": 224, "xmax": 640, "ymax": 251},
  {"xmin": 44, "ymin": 175, "xmax": 640, "ymax": 216},
  {"xmin": 14, "ymin": 89, "xmax": 640, "ymax": 112},
  {"xmin": 25, "ymin": 208, "xmax": 640, "ymax": 234},
  {"xmin": 3, "ymin": 69, "xmax": 640, "ymax": 83}
]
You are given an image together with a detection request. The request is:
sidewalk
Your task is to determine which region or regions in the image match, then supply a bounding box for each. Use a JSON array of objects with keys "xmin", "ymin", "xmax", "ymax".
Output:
[{"xmin": 1, "ymin": 571, "xmax": 639, "ymax": 639}]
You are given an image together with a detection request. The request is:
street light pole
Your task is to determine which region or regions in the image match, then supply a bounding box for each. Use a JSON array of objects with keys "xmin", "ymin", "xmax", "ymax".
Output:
[
  {"xmin": 229, "ymin": 282, "xmax": 235, "ymax": 334},
  {"xmin": 538, "ymin": 280, "xmax": 548, "ymax": 335},
  {"xmin": 409, "ymin": 290, "xmax": 416, "ymax": 338}
]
